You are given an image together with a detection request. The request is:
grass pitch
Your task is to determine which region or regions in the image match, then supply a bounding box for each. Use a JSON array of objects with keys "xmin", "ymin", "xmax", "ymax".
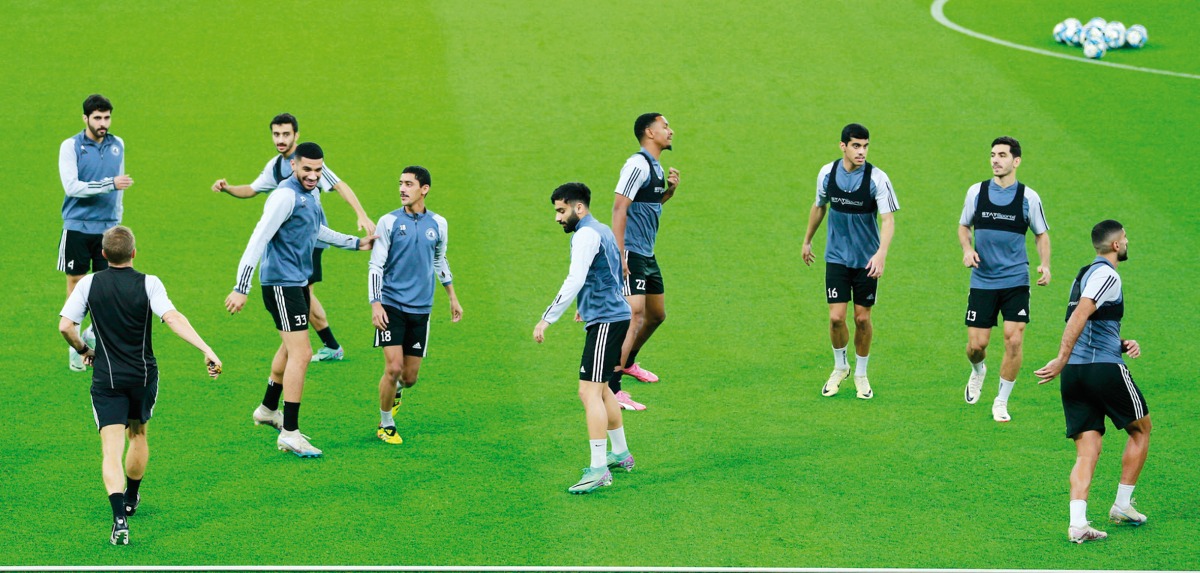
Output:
[{"xmin": 2, "ymin": 0, "xmax": 1198, "ymax": 569}]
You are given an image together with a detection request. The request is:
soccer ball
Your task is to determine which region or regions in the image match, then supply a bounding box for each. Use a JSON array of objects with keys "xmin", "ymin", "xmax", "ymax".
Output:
[
  {"xmin": 1063, "ymin": 20, "xmax": 1084, "ymax": 46},
  {"xmin": 1126, "ymin": 24, "xmax": 1147, "ymax": 48},
  {"xmin": 1053, "ymin": 21, "xmax": 1068, "ymax": 44},
  {"xmin": 1083, "ymin": 23, "xmax": 1106, "ymax": 44},
  {"xmin": 1104, "ymin": 21, "xmax": 1126, "ymax": 49},
  {"xmin": 1083, "ymin": 37, "xmax": 1108, "ymax": 59},
  {"xmin": 1086, "ymin": 17, "xmax": 1108, "ymax": 29}
]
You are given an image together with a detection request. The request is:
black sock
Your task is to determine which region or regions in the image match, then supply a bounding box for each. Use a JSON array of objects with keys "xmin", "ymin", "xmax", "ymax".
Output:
[
  {"xmin": 109, "ymin": 493, "xmax": 126, "ymax": 522},
  {"xmin": 283, "ymin": 401, "xmax": 301, "ymax": 432},
  {"xmin": 625, "ymin": 349, "xmax": 641, "ymax": 369},
  {"xmin": 261, "ymin": 380, "xmax": 283, "ymax": 410},
  {"xmin": 125, "ymin": 477, "xmax": 141, "ymax": 500},
  {"xmin": 316, "ymin": 327, "xmax": 339, "ymax": 349},
  {"xmin": 608, "ymin": 372, "xmax": 622, "ymax": 394}
]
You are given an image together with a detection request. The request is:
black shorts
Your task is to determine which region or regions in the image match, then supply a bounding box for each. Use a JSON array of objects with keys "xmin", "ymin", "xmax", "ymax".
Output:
[
  {"xmin": 1061, "ymin": 362, "xmax": 1149, "ymax": 438},
  {"xmin": 374, "ymin": 305, "xmax": 430, "ymax": 357},
  {"xmin": 58, "ymin": 230, "xmax": 109, "ymax": 276},
  {"xmin": 580, "ymin": 320, "xmax": 630, "ymax": 383},
  {"xmin": 825, "ymin": 262, "xmax": 877, "ymax": 307},
  {"xmin": 965, "ymin": 286, "xmax": 1030, "ymax": 328},
  {"xmin": 309, "ymin": 247, "xmax": 324, "ymax": 284},
  {"xmin": 623, "ymin": 251, "xmax": 665, "ymax": 296},
  {"xmin": 91, "ymin": 382, "xmax": 158, "ymax": 430},
  {"xmin": 262, "ymin": 285, "xmax": 311, "ymax": 332}
]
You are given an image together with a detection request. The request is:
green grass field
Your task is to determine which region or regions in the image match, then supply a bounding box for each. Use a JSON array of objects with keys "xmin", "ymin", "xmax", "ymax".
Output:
[{"xmin": 3, "ymin": 0, "xmax": 1199, "ymax": 569}]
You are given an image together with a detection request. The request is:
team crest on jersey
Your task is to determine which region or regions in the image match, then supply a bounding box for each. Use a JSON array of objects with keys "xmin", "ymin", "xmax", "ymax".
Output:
[
  {"xmin": 111, "ymin": 147, "xmax": 121, "ymax": 157},
  {"xmin": 425, "ymin": 228, "xmax": 437, "ymax": 241}
]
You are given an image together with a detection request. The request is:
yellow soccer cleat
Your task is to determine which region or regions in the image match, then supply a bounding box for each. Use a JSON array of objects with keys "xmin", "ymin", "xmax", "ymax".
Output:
[{"xmin": 377, "ymin": 425, "xmax": 403, "ymax": 445}]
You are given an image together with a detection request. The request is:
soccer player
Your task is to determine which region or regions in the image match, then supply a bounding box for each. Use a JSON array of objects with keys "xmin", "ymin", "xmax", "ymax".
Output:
[
  {"xmin": 368, "ymin": 166, "xmax": 463, "ymax": 444},
  {"xmin": 1035, "ymin": 220, "xmax": 1149, "ymax": 544},
  {"xmin": 211, "ymin": 113, "xmax": 375, "ymax": 363},
  {"xmin": 958, "ymin": 136, "xmax": 1051, "ymax": 422},
  {"xmin": 224, "ymin": 142, "xmax": 375, "ymax": 457},
  {"xmin": 802, "ymin": 123, "xmax": 899, "ymax": 400},
  {"xmin": 534, "ymin": 182, "xmax": 635, "ymax": 494},
  {"xmin": 59, "ymin": 94, "xmax": 135, "ymax": 372},
  {"xmin": 609, "ymin": 112, "xmax": 680, "ymax": 411},
  {"xmin": 58, "ymin": 226, "xmax": 222, "ymax": 545}
]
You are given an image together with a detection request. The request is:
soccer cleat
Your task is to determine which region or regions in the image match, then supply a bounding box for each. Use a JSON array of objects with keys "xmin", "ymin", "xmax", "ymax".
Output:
[
  {"xmin": 966, "ymin": 364, "xmax": 986, "ymax": 404},
  {"xmin": 622, "ymin": 363, "xmax": 659, "ymax": 383},
  {"xmin": 1068, "ymin": 524, "xmax": 1108, "ymax": 544},
  {"xmin": 69, "ymin": 347, "xmax": 85, "ymax": 372},
  {"xmin": 277, "ymin": 430, "xmax": 322, "ymax": 458},
  {"xmin": 390, "ymin": 388, "xmax": 403, "ymax": 417},
  {"xmin": 110, "ymin": 518, "xmax": 129, "ymax": 545},
  {"xmin": 821, "ymin": 369, "xmax": 850, "ymax": 397},
  {"xmin": 253, "ymin": 405, "xmax": 284, "ymax": 431},
  {"xmin": 310, "ymin": 345, "xmax": 345, "ymax": 362},
  {"xmin": 606, "ymin": 450, "xmax": 636, "ymax": 472},
  {"xmin": 1110, "ymin": 501, "xmax": 1147, "ymax": 525},
  {"xmin": 992, "ymin": 399, "xmax": 1011, "ymax": 422},
  {"xmin": 376, "ymin": 425, "xmax": 403, "ymax": 445},
  {"xmin": 614, "ymin": 390, "xmax": 647, "ymax": 411},
  {"xmin": 568, "ymin": 466, "xmax": 613, "ymax": 494},
  {"xmin": 854, "ymin": 376, "xmax": 873, "ymax": 400},
  {"xmin": 123, "ymin": 491, "xmax": 140, "ymax": 517}
]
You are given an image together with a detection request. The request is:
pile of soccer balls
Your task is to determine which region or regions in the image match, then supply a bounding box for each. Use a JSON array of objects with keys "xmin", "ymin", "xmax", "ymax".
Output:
[{"xmin": 1053, "ymin": 17, "xmax": 1148, "ymax": 59}]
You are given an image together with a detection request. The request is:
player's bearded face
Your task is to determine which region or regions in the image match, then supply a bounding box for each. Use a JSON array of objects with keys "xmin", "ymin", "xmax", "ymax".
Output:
[
  {"xmin": 554, "ymin": 201, "xmax": 581, "ymax": 233},
  {"xmin": 85, "ymin": 112, "xmax": 111, "ymax": 139},
  {"xmin": 1116, "ymin": 233, "xmax": 1129, "ymax": 261},
  {"xmin": 272, "ymin": 125, "xmax": 296, "ymax": 155},
  {"xmin": 293, "ymin": 158, "xmax": 324, "ymax": 190}
]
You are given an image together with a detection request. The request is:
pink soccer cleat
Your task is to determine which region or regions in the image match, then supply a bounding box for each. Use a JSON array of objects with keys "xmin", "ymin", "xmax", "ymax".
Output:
[
  {"xmin": 623, "ymin": 363, "xmax": 660, "ymax": 383},
  {"xmin": 615, "ymin": 390, "xmax": 647, "ymax": 411}
]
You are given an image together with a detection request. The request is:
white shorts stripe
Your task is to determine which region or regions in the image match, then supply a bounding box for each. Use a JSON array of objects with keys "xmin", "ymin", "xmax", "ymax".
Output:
[
  {"xmin": 1119, "ymin": 364, "xmax": 1144, "ymax": 420},
  {"xmin": 275, "ymin": 286, "xmax": 291, "ymax": 332},
  {"xmin": 593, "ymin": 323, "xmax": 608, "ymax": 382},
  {"xmin": 57, "ymin": 230, "xmax": 68, "ymax": 272}
]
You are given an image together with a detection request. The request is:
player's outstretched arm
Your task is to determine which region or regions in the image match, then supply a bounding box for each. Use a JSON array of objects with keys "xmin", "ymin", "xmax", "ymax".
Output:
[
  {"xmin": 1035, "ymin": 298, "xmax": 1096, "ymax": 383},
  {"xmin": 211, "ymin": 179, "xmax": 258, "ymax": 199},
  {"xmin": 1035, "ymin": 231, "xmax": 1051, "ymax": 286},
  {"xmin": 161, "ymin": 310, "xmax": 222, "ymax": 377},
  {"xmin": 801, "ymin": 205, "xmax": 827, "ymax": 266},
  {"xmin": 332, "ymin": 181, "xmax": 376, "ymax": 235}
]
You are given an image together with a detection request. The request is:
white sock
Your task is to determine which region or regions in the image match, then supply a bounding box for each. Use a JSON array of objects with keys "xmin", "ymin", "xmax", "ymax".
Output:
[
  {"xmin": 855, "ymin": 355, "xmax": 869, "ymax": 377},
  {"xmin": 589, "ymin": 439, "xmax": 607, "ymax": 468},
  {"xmin": 1070, "ymin": 499, "xmax": 1088, "ymax": 528},
  {"xmin": 833, "ymin": 346, "xmax": 849, "ymax": 371},
  {"xmin": 997, "ymin": 378, "xmax": 1015, "ymax": 402},
  {"xmin": 971, "ymin": 360, "xmax": 985, "ymax": 375},
  {"xmin": 380, "ymin": 410, "xmax": 394, "ymax": 428},
  {"xmin": 607, "ymin": 427, "xmax": 628, "ymax": 455},
  {"xmin": 1115, "ymin": 483, "xmax": 1135, "ymax": 508}
]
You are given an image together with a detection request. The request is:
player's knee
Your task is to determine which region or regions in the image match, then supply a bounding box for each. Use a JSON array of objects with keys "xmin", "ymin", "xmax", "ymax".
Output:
[
  {"xmin": 853, "ymin": 314, "xmax": 871, "ymax": 329},
  {"xmin": 647, "ymin": 308, "xmax": 666, "ymax": 326},
  {"xmin": 829, "ymin": 316, "xmax": 846, "ymax": 329},
  {"xmin": 401, "ymin": 375, "xmax": 418, "ymax": 388}
]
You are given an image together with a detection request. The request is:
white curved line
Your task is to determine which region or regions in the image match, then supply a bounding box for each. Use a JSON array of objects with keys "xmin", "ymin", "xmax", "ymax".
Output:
[{"xmin": 931, "ymin": 0, "xmax": 1200, "ymax": 80}]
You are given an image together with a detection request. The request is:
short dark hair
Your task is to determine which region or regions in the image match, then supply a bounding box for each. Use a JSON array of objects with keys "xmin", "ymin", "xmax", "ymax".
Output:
[
  {"xmin": 841, "ymin": 123, "xmax": 869, "ymax": 143},
  {"xmin": 271, "ymin": 113, "xmax": 298, "ymax": 132},
  {"xmin": 992, "ymin": 136, "xmax": 1021, "ymax": 158},
  {"xmin": 402, "ymin": 166, "xmax": 431, "ymax": 187},
  {"xmin": 634, "ymin": 113, "xmax": 662, "ymax": 142},
  {"xmin": 83, "ymin": 94, "xmax": 112, "ymax": 116},
  {"xmin": 551, "ymin": 182, "xmax": 591, "ymax": 207},
  {"xmin": 102, "ymin": 225, "xmax": 135, "ymax": 265},
  {"xmin": 294, "ymin": 142, "xmax": 323, "ymax": 161},
  {"xmin": 1091, "ymin": 219, "xmax": 1124, "ymax": 252}
]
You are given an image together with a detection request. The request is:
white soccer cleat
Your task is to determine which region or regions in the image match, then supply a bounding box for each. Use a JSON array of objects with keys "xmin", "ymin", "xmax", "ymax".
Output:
[
  {"xmin": 1068, "ymin": 523, "xmax": 1108, "ymax": 544},
  {"xmin": 69, "ymin": 347, "xmax": 85, "ymax": 372},
  {"xmin": 1110, "ymin": 502, "xmax": 1147, "ymax": 526},
  {"xmin": 277, "ymin": 430, "xmax": 322, "ymax": 458},
  {"xmin": 992, "ymin": 399, "xmax": 1011, "ymax": 422},
  {"xmin": 253, "ymin": 405, "xmax": 284, "ymax": 431},
  {"xmin": 965, "ymin": 364, "xmax": 986, "ymax": 404},
  {"xmin": 854, "ymin": 376, "xmax": 873, "ymax": 400},
  {"xmin": 821, "ymin": 369, "xmax": 850, "ymax": 397}
]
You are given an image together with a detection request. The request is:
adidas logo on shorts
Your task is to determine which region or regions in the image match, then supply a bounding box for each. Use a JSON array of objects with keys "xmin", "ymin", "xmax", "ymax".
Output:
[{"xmin": 1018, "ymin": 309, "xmax": 1027, "ymax": 316}]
